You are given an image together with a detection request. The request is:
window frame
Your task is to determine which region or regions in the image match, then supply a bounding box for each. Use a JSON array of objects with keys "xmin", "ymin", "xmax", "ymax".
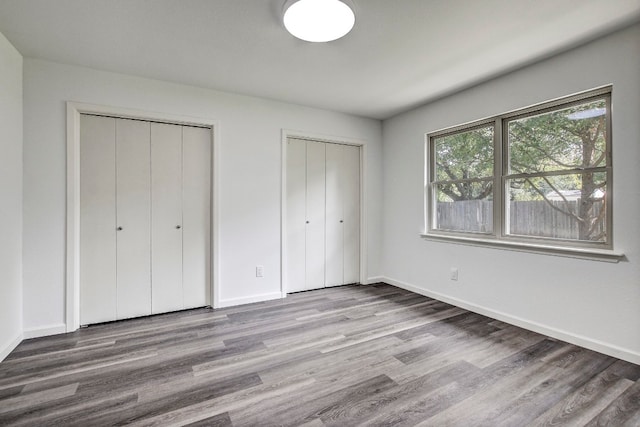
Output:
[
  {"xmin": 424, "ymin": 86, "xmax": 617, "ymax": 257},
  {"xmin": 427, "ymin": 119, "xmax": 498, "ymax": 236}
]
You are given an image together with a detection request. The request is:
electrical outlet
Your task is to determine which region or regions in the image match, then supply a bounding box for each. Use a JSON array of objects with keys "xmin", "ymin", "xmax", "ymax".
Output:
[
  {"xmin": 256, "ymin": 265, "xmax": 264, "ymax": 278},
  {"xmin": 450, "ymin": 267, "xmax": 458, "ymax": 281}
]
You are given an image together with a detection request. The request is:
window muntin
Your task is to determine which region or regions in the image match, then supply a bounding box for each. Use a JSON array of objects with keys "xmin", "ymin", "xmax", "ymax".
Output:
[{"xmin": 426, "ymin": 88, "xmax": 612, "ymax": 249}]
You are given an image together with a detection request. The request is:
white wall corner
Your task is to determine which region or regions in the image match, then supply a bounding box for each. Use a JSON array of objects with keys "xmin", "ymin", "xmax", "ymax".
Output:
[{"xmin": 0, "ymin": 332, "xmax": 23, "ymax": 362}]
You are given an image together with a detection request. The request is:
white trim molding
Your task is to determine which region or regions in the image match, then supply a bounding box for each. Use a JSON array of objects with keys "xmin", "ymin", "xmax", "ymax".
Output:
[
  {"xmin": 280, "ymin": 129, "xmax": 368, "ymax": 295},
  {"xmin": 383, "ymin": 276, "xmax": 640, "ymax": 366},
  {"xmin": 66, "ymin": 101, "xmax": 221, "ymax": 331},
  {"xmin": 421, "ymin": 233, "xmax": 624, "ymax": 263},
  {"xmin": 218, "ymin": 292, "xmax": 286, "ymax": 308},
  {"xmin": 23, "ymin": 324, "xmax": 67, "ymax": 340},
  {"xmin": 0, "ymin": 332, "xmax": 23, "ymax": 362}
]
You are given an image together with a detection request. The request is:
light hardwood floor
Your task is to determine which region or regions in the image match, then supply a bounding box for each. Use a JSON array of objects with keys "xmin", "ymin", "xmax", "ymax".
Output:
[{"xmin": 1, "ymin": 283, "xmax": 639, "ymax": 426}]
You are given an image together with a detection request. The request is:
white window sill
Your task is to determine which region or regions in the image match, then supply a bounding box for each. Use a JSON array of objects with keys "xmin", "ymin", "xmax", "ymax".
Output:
[{"xmin": 420, "ymin": 233, "xmax": 625, "ymax": 263}]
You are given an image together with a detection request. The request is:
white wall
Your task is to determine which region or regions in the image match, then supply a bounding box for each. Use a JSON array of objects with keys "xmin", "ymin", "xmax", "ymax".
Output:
[
  {"xmin": 382, "ymin": 24, "xmax": 640, "ymax": 363},
  {"xmin": 0, "ymin": 32, "xmax": 23, "ymax": 361},
  {"xmin": 22, "ymin": 59, "xmax": 382, "ymax": 335}
]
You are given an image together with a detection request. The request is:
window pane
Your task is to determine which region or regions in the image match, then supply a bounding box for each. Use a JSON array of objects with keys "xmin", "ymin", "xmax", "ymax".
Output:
[
  {"xmin": 506, "ymin": 172, "xmax": 606, "ymax": 242},
  {"xmin": 508, "ymin": 99, "xmax": 607, "ymax": 174},
  {"xmin": 434, "ymin": 182, "xmax": 493, "ymax": 233},
  {"xmin": 434, "ymin": 126, "xmax": 494, "ymax": 181}
]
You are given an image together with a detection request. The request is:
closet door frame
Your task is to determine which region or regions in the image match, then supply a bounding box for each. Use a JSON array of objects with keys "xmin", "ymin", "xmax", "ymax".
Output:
[
  {"xmin": 281, "ymin": 129, "xmax": 367, "ymax": 295},
  {"xmin": 66, "ymin": 102, "xmax": 220, "ymax": 332}
]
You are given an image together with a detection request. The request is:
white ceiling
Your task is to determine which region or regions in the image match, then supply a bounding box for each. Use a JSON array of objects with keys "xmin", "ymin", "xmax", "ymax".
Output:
[{"xmin": 0, "ymin": 0, "xmax": 639, "ymax": 119}]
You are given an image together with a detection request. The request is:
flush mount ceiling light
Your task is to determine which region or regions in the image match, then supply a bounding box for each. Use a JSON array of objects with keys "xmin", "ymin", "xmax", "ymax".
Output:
[{"xmin": 283, "ymin": 0, "xmax": 355, "ymax": 43}]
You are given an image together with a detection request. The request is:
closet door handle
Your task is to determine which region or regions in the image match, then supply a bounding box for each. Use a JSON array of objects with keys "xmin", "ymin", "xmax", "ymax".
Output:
[
  {"xmin": 117, "ymin": 226, "xmax": 123, "ymax": 231},
  {"xmin": 176, "ymin": 225, "xmax": 182, "ymax": 229},
  {"xmin": 306, "ymin": 221, "xmax": 310, "ymax": 224},
  {"xmin": 340, "ymin": 220, "xmax": 344, "ymax": 223}
]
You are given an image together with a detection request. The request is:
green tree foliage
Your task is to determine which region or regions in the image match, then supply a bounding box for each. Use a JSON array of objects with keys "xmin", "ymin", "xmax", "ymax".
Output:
[
  {"xmin": 508, "ymin": 99, "xmax": 607, "ymax": 241},
  {"xmin": 434, "ymin": 98, "xmax": 607, "ymax": 241},
  {"xmin": 434, "ymin": 126, "xmax": 493, "ymax": 201}
]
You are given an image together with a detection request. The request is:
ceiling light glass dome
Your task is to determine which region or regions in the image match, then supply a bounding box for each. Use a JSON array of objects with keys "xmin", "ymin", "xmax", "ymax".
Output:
[{"xmin": 283, "ymin": 0, "xmax": 355, "ymax": 43}]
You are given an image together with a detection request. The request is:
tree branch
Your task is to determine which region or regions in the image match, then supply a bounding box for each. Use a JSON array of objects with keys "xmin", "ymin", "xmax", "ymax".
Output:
[
  {"xmin": 438, "ymin": 185, "xmax": 461, "ymax": 202},
  {"xmin": 586, "ymin": 199, "xmax": 606, "ymax": 238},
  {"xmin": 436, "ymin": 161, "xmax": 459, "ymax": 181},
  {"xmin": 524, "ymin": 177, "xmax": 583, "ymax": 223}
]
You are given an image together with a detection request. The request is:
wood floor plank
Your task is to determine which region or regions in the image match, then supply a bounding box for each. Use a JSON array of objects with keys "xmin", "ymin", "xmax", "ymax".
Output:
[
  {"xmin": 183, "ymin": 412, "xmax": 233, "ymax": 427},
  {"xmin": 528, "ymin": 364, "xmax": 634, "ymax": 426},
  {"xmin": 361, "ymin": 339, "xmax": 565, "ymax": 427},
  {"xmin": 128, "ymin": 373, "xmax": 317, "ymax": 426},
  {"xmin": 230, "ymin": 374, "xmax": 397, "ymax": 426},
  {"xmin": 0, "ymin": 383, "xmax": 78, "ymax": 415},
  {"xmin": 321, "ymin": 360, "xmax": 480, "ymax": 426},
  {"xmin": 0, "ymin": 392, "xmax": 139, "ymax": 426},
  {"xmin": 584, "ymin": 379, "xmax": 640, "ymax": 426},
  {"xmin": 0, "ymin": 283, "xmax": 637, "ymax": 426},
  {"xmin": 77, "ymin": 373, "xmax": 262, "ymax": 426},
  {"xmin": 423, "ymin": 345, "xmax": 615, "ymax": 426}
]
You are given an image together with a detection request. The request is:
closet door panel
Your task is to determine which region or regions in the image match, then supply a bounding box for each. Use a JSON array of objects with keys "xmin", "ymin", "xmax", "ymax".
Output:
[
  {"xmin": 343, "ymin": 145, "xmax": 360, "ymax": 284},
  {"xmin": 286, "ymin": 139, "xmax": 307, "ymax": 293},
  {"xmin": 325, "ymin": 143, "xmax": 344, "ymax": 287},
  {"xmin": 80, "ymin": 115, "xmax": 117, "ymax": 324},
  {"xmin": 115, "ymin": 119, "xmax": 152, "ymax": 319},
  {"xmin": 182, "ymin": 126, "xmax": 211, "ymax": 308},
  {"xmin": 305, "ymin": 141, "xmax": 326, "ymax": 290},
  {"xmin": 151, "ymin": 123, "xmax": 184, "ymax": 313}
]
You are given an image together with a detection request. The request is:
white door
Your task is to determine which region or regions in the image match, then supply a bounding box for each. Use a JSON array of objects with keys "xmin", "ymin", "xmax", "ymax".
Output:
[
  {"xmin": 115, "ymin": 118, "xmax": 152, "ymax": 319},
  {"xmin": 286, "ymin": 138, "xmax": 307, "ymax": 292},
  {"xmin": 325, "ymin": 143, "xmax": 344, "ymax": 287},
  {"xmin": 342, "ymin": 144, "xmax": 360, "ymax": 284},
  {"xmin": 285, "ymin": 138, "xmax": 361, "ymax": 293},
  {"xmin": 305, "ymin": 141, "xmax": 326, "ymax": 291},
  {"xmin": 80, "ymin": 115, "xmax": 117, "ymax": 325},
  {"xmin": 151, "ymin": 123, "xmax": 184, "ymax": 313},
  {"xmin": 182, "ymin": 126, "xmax": 211, "ymax": 308},
  {"xmin": 325, "ymin": 143, "xmax": 360, "ymax": 286},
  {"xmin": 80, "ymin": 117, "xmax": 212, "ymax": 324}
]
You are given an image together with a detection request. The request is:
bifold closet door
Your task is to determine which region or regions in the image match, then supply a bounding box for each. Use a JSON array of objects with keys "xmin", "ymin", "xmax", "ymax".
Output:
[
  {"xmin": 325, "ymin": 143, "xmax": 360, "ymax": 287},
  {"xmin": 342, "ymin": 144, "xmax": 360, "ymax": 284},
  {"xmin": 325, "ymin": 143, "xmax": 344, "ymax": 287},
  {"xmin": 80, "ymin": 115, "xmax": 117, "ymax": 325},
  {"xmin": 182, "ymin": 126, "xmax": 211, "ymax": 308},
  {"xmin": 285, "ymin": 139, "xmax": 307, "ymax": 292},
  {"xmin": 81, "ymin": 117, "xmax": 211, "ymax": 324},
  {"xmin": 115, "ymin": 119, "xmax": 152, "ymax": 319},
  {"xmin": 286, "ymin": 138, "xmax": 360, "ymax": 293},
  {"xmin": 151, "ymin": 123, "xmax": 184, "ymax": 313},
  {"xmin": 305, "ymin": 141, "xmax": 326, "ymax": 290}
]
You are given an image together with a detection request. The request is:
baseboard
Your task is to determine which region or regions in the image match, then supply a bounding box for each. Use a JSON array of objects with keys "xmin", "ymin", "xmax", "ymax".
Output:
[
  {"xmin": 23, "ymin": 323, "xmax": 67, "ymax": 339},
  {"xmin": 363, "ymin": 276, "xmax": 385, "ymax": 284},
  {"xmin": 218, "ymin": 291, "xmax": 285, "ymax": 308},
  {"xmin": 0, "ymin": 331, "xmax": 23, "ymax": 362},
  {"xmin": 383, "ymin": 276, "xmax": 640, "ymax": 366}
]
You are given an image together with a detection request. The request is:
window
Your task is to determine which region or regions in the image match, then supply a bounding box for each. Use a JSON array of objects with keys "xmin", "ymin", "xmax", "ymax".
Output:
[
  {"xmin": 426, "ymin": 87, "xmax": 612, "ymax": 251},
  {"xmin": 431, "ymin": 124, "xmax": 495, "ymax": 234}
]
